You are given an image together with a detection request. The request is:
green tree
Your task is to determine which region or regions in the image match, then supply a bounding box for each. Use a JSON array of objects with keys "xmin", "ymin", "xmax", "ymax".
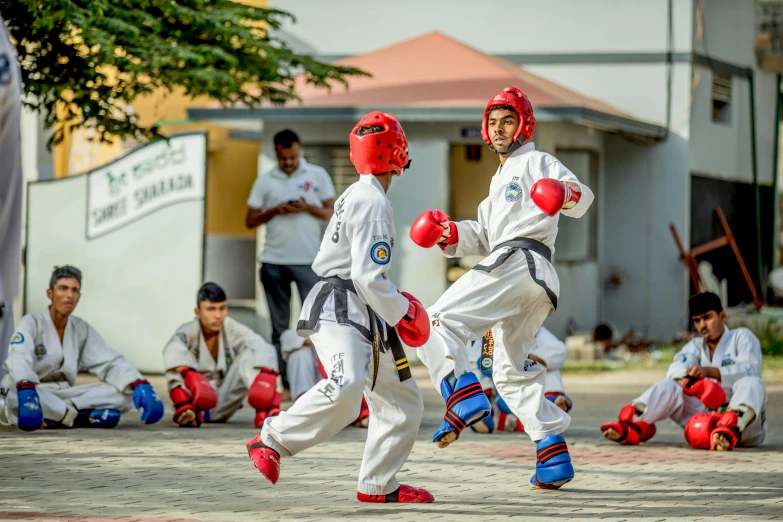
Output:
[{"xmin": 3, "ymin": 0, "xmax": 367, "ymax": 147}]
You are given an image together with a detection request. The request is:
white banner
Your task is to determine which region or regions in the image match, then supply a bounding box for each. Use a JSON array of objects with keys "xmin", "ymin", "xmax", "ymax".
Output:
[{"xmin": 87, "ymin": 133, "xmax": 207, "ymax": 239}]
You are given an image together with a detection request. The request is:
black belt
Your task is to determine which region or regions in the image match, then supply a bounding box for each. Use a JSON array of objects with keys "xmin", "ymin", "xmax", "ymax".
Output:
[
  {"xmin": 493, "ymin": 238, "xmax": 551, "ymax": 263},
  {"xmin": 473, "ymin": 236, "xmax": 558, "ymax": 311},
  {"xmin": 297, "ymin": 277, "xmax": 411, "ymax": 390}
]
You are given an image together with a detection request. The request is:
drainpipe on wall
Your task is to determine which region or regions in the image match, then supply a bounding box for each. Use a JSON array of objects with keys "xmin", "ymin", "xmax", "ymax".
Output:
[
  {"xmin": 772, "ymin": 73, "xmax": 781, "ymax": 271},
  {"xmin": 748, "ymin": 70, "xmax": 765, "ymax": 298}
]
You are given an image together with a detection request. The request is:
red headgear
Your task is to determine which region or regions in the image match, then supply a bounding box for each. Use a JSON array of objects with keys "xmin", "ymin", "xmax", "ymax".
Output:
[
  {"xmin": 683, "ymin": 412, "xmax": 720, "ymax": 450},
  {"xmin": 349, "ymin": 112, "xmax": 410, "ymax": 176},
  {"xmin": 480, "ymin": 87, "xmax": 536, "ymax": 154}
]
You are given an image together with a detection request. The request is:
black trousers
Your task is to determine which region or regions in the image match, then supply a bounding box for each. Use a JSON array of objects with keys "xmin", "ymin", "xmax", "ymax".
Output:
[{"xmin": 259, "ymin": 263, "xmax": 319, "ymax": 389}]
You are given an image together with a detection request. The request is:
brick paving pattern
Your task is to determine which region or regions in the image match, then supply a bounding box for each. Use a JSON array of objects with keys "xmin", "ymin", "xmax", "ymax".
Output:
[{"xmin": 0, "ymin": 368, "xmax": 780, "ymax": 521}]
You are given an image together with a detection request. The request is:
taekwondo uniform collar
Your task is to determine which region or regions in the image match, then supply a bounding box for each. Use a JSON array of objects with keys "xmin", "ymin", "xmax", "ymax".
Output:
[
  {"xmin": 703, "ymin": 325, "xmax": 730, "ymax": 365},
  {"xmin": 358, "ymin": 174, "xmax": 387, "ymax": 196},
  {"xmin": 508, "ymin": 141, "xmax": 536, "ymax": 159}
]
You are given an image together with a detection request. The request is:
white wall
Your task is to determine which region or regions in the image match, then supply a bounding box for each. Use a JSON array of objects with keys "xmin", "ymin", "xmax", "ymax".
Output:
[
  {"xmin": 602, "ymin": 134, "xmax": 691, "ymax": 339},
  {"xmin": 689, "ymin": 67, "xmax": 778, "ymax": 185},
  {"xmin": 271, "ymin": 0, "xmax": 693, "ymax": 55},
  {"xmin": 692, "ymin": 0, "xmax": 756, "ymax": 66}
]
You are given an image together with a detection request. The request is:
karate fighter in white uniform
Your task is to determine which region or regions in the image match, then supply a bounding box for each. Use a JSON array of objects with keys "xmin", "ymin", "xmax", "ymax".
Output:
[
  {"xmin": 163, "ymin": 282, "xmax": 280, "ymax": 428},
  {"xmin": 246, "ymin": 112, "xmax": 433, "ymax": 503},
  {"xmin": 0, "ymin": 266, "xmax": 164, "ymax": 431},
  {"xmin": 471, "ymin": 326, "xmax": 572, "ymax": 434},
  {"xmin": 601, "ymin": 292, "xmax": 767, "ymax": 451},
  {"xmin": 410, "ymin": 87, "xmax": 594, "ymax": 489}
]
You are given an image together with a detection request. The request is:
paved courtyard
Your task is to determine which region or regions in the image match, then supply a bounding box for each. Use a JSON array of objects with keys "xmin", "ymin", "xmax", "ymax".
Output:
[{"xmin": 0, "ymin": 367, "xmax": 781, "ymax": 522}]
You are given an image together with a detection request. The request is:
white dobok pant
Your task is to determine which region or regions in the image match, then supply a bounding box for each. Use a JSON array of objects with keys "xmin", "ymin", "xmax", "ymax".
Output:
[
  {"xmin": 417, "ymin": 246, "xmax": 570, "ymax": 441},
  {"xmin": 261, "ymin": 321, "xmax": 424, "ymax": 495},
  {"xmin": 0, "ymin": 378, "xmax": 132, "ymax": 426},
  {"xmin": 634, "ymin": 377, "xmax": 767, "ymax": 447}
]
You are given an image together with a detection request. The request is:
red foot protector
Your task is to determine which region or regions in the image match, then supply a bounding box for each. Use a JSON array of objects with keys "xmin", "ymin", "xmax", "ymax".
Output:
[
  {"xmin": 357, "ymin": 484, "xmax": 434, "ymax": 503},
  {"xmin": 600, "ymin": 404, "xmax": 656, "ymax": 445},
  {"xmin": 246, "ymin": 433, "xmax": 280, "ymax": 484},
  {"xmin": 710, "ymin": 410, "xmax": 740, "ymax": 451}
]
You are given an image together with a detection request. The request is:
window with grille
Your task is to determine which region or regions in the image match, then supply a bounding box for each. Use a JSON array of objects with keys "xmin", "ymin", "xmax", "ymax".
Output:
[
  {"xmin": 302, "ymin": 145, "xmax": 356, "ymax": 196},
  {"xmin": 711, "ymin": 71, "xmax": 732, "ymax": 124}
]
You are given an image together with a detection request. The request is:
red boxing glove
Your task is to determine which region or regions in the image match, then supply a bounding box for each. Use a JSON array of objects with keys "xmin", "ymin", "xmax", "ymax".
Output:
[
  {"xmin": 682, "ymin": 377, "xmax": 727, "ymax": 410},
  {"xmin": 410, "ymin": 209, "xmax": 453, "ymax": 248},
  {"xmin": 530, "ymin": 178, "xmax": 580, "ymax": 217},
  {"xmin": 170, "ymin": 386, "xmax": 199, "ymax": 426},
  {"xmin": 394, "ymin": 292, "xmax": 430, "ymax": 347},
  {"xmin": 180, "ymin": 368, "xmax": 218, "ymax": 411}
]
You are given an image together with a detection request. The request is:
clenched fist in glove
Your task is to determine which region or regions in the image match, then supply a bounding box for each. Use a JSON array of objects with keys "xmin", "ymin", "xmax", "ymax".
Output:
[
  {"xmin": 682, "ymin": 376, "xmax": 727, "ymax": 410},
  {"xmin": 410, "ymin": 210, "xmax": 458, "ymax": 249},
  {"xmin": 16, "ymin": 380, "xmax": 43, "ymax": 432},
  {"xmin": 131, "ymin": 379, "xmax": 164, "ymax": 424},
  {"xmin": 530, "ymin": 179, "xmax": 580, "ymax": 217},
  {"xmin": 180, "ymin": 367, "xmax": 218, "ymax": 411},
  {"xmin": 395, "ymin": 292, "xmax": 430, "ymax": 347}
]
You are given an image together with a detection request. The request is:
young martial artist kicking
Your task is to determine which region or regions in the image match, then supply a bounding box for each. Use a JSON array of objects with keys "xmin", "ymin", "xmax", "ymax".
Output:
[
  {"xmin": 163, "ymin": 282, "xmax": 281, "ymax": 428},
  {"xmin": 0, "ymin": 265, "xmax": 164, "ymax": 431},
  {"xmin": 410, "ymin": 86, "xmax": 594, "ymax": 489},
  {"xmin": 246, "ymin": 112, "xmax": 433, "ymax": 503},
  {"xmin": 601, "ymin": 292, "xmax": 767, "ymax": 450},
  {"xmin": 471, "ymin": 326, "xmax": 572, "ymax": 433}
]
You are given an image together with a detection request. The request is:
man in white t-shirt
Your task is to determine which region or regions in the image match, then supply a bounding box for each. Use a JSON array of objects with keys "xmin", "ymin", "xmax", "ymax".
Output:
[{"xmin": 246, "ymin": 129, "xmax": 336, "ymax": 392}]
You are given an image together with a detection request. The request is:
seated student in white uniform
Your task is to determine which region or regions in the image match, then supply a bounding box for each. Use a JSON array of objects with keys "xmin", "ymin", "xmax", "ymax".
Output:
[
  {"xmin": 471, "ymin": 326, "xmax": 572, "ymax": 433},
  {"xmin": 163, "ymin": 282, "xmax": 280, "ymax": 428},
  {"xmin": 0, "ymin": 266, "xmax": 164, "ymax": 431},
  {"xmin": 601, "ymin": 292, "xmax": 767, "ymax": 451}
]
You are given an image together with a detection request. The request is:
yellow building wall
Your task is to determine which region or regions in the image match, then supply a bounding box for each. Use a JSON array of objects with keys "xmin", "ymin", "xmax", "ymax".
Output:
[{"xmin": 449, "ymin": 144, "xmax": 498, "ymax": 222}]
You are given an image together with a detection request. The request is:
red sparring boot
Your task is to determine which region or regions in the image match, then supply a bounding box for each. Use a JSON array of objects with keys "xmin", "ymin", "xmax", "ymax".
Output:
[
  {"xmin": 600, "ymin": 405, "xmax": 656, "ymax": 445},
  {"xmin": 357, "ymin": 485, "xmax": 434, "ymax": 503},
  {"xmin": 710, "ymin": 410, "xmax": 741, "ymax": 451},
  {"xmin": 249, "ymin": 369, "xmax": 283, "ymax": 429},
  {"xmin": 246, "ymin": 433, "xmax": 281, "ymax": 484},
  {"xmin": 351, "ymin": 398, "xmax": 370, "ymax": 428}
]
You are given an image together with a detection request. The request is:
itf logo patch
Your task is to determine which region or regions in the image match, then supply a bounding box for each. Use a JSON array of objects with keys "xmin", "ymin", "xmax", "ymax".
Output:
[
  {"xmin": 34, "ymin": 344, "xmax": 47, "ymax": 360},
  {"xmin": 370, "ymin": 242, "xmax": 391, "ymax": 265},
  {"xmin": 505, "ymin": 182, "xmax": 522, "ymax": 202},
  {"xmin": 10, "ymin": 333, "xmax": 24, "ymax": 345}
]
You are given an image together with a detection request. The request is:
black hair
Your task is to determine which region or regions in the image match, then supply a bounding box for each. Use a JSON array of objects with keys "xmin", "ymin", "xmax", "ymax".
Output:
[
  {"xmin": 49, "ymin": 265, "xmax": 82, "ymax": 289},
  {"xmin": 356, "ymin": 125, "xmax": 384, "ymax": 136},
  {"xmin": 273, "ymin": 129, "xmax": 300, "ymax": 148},
  {"xmin": 197, "ymin": 282, "xmax": 227, "ymax": 305},
  {"xmin": 487, "ymin": 104, "xmax": 518, "ymax": 117},
  {"xmin": 689, "ymin": 292, "xmax": 723, "ymax": 318}
]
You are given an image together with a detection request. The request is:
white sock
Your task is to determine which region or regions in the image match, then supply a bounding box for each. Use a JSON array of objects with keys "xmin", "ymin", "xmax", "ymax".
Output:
[
  {"xmin": 732, "ymin": 404, "xmax": 756, "ymax": 432},
  {"xmin": 61, "ymin": 405, "xmax": 78, "ymax": 427}
]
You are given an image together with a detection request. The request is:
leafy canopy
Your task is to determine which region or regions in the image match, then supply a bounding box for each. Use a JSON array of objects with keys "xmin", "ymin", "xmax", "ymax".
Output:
[{"xmin": 3, "ymin": 0, "xmax": 367, "ymax": 146}]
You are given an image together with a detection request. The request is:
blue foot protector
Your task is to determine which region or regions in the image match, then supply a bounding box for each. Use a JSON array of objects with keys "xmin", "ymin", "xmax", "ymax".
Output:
[
  {"xmin": 432, "ymin": 372, "xmax": 491, "ymax": 443},
  {"xmin": 529, "ymin": 434, "xmax": 574, "ymax": 489}
]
